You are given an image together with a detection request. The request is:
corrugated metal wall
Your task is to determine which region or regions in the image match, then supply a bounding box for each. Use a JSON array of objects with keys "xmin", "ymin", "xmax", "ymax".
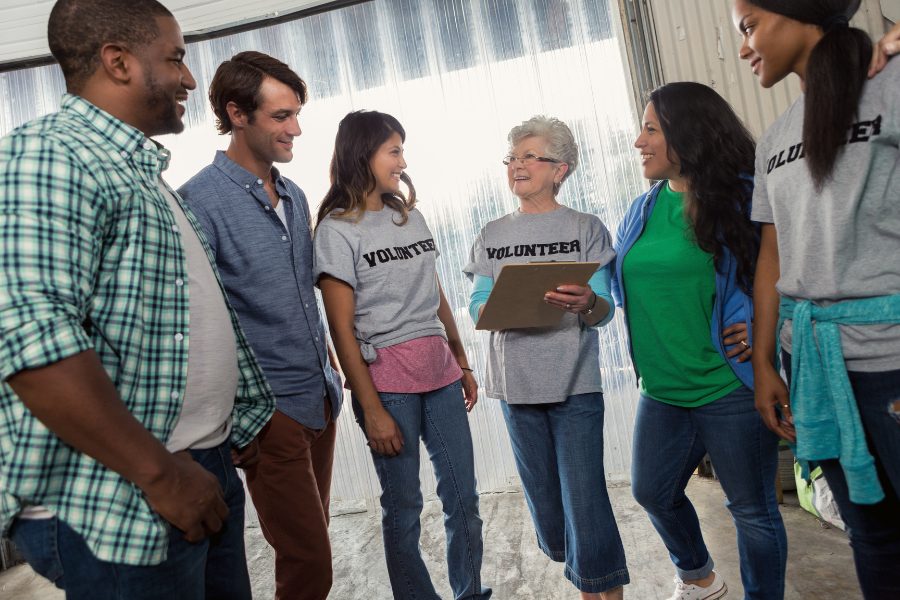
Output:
[{"xmin": 647, "ymin": 0, "xmax": 890, "ymax": 137}]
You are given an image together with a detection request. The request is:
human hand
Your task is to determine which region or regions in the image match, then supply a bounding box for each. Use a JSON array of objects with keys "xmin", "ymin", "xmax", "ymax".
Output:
[
  {"xmin": 142, "ymin": 451, "xmax": 228, "ymax": 542},
  {"xmin": 461, "ymin": 370, "xmax": 479, "ymax": 412},
  {"xmin": 364, "ymin": 406, "xmax": 404, "ymax": 457},
  {"xmin": 231, "ymin": 438, "xmax": 260, "ymax": 469},
  {"xmin": 869, "ymin": 21, "xmax": 900, "ymax": 78},
  {"xmin": 723, "ymin": 322, "xmax": 752, "ymax": 362},
  {"xmin": 544, "ymin": 284, "xmax": 595, "ymax": 314},
  {"xmin": 753, "ymin": 364, "xmax": 795, "ymax": 442}
]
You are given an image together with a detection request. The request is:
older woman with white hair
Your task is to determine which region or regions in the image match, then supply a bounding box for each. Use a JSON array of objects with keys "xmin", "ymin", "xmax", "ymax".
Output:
[{"xmin": 464, "ymin": 116, "xmax": 628, "ymax": 599}]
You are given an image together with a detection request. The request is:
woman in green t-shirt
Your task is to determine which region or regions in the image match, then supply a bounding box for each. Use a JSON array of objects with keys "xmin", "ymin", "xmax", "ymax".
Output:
[{"xmin": 610, "ymin": 82, "xmax": 786, "ymax": 600}]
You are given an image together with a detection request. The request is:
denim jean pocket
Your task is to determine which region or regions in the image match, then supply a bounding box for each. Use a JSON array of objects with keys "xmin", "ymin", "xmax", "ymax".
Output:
[
  {"xmin": 11, "ymin": 517, "xmax": 64, "ymax": 586},
  {"xmin": 378, "ymin": 392, "xmax": 415, "ymax": 407}
]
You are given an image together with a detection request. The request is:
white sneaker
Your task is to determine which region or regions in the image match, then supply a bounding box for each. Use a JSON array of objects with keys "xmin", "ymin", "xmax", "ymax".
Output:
[{"xmin": 666, "ymin": 571, "xmax": 728, "ymax": 600}]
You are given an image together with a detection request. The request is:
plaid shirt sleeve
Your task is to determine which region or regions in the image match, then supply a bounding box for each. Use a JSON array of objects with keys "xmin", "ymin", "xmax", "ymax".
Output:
[{"xmin": 0, "ymin": 130, "xmax": 101, "ymax": 378}]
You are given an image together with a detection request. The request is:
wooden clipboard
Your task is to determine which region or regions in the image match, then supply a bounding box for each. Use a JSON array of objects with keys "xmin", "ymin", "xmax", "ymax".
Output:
[{"xmin": 475, "ymin": 261, "xmax": 600, "ymax": 331}]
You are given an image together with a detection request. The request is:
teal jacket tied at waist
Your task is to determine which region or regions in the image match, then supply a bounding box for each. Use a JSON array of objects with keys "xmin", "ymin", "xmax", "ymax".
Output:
[{"xmin": 779, "ymin": 293, "xmax": 900, "ymax": 505}]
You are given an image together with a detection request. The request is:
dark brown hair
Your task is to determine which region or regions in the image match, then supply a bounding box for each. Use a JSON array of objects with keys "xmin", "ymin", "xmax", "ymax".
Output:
[
  {"xmin": 649, "ymin": 82, "xmax": 759, "ymax": 291},
  {"xmin": 316, "ymin": 111, "xmax": 416, "ymax": 228},
  {"xmin": 48, "ymin": 0, "xmax": 173, "ymax": 91},
  {"xmin": 208, "ymin": 51, "xmax": 308, "ymax": 135},
  {"xmin": 746, "ymin": 0, "xmax": 871, "ymax": 189}
]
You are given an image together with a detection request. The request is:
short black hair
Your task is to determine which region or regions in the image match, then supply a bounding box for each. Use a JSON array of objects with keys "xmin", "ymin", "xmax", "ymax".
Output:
[
  {"xmin": 208, "ymin": 51, "xmax": 308, "ymax": 135},
  {"xmin": 48, "ymin": 0, "xmax": 174, "ymax": 91}
]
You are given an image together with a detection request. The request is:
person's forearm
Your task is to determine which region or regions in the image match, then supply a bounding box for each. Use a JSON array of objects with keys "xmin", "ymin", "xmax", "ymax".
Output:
[
  {"xmin": 579, "ymin": 294, "xmax": 610, "ymax": 327},
  {"xmin": 318, "ymin": 278, "xmax": 383, "ymax": 414},
  {"xmin": 751, "ymin": 224, "xmax": 781, "ymax": 371},
  {"xmin": 437, "ymin": 279, "xmax": 470, "ymax": 369},
  {"xmin": 7, "ymin": 350, "xmax": 176, "ymax": 490},
  {"xmin": 580, "ymin": 267, "xmax": 614, "ymax": 327},
  {"xmin": 329, "ymin": 325, "xmax": 382, "ymax": 410},
  {"xmin": 327, "ymin": 343, "xmax": 342, "ymax": 376},
  {"xmin": 468, "ymin": 274, "xmax": 493, "ymax": 324}
]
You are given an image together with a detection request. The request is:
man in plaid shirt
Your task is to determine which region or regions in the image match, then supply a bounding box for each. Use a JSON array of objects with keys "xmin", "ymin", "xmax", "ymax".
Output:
[{"xmin": 0, "ymin": 1, "xmax": 274, "ymax": 597}]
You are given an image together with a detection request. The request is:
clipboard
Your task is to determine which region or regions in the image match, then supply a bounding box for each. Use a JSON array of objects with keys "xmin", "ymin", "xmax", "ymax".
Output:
[{"xmin": 475, "ymin": 261, "xmax": 600, "ymax": 331}]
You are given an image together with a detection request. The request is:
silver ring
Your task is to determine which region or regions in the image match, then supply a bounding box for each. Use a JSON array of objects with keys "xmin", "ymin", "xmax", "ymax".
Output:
[
  {"xmin": 565, "ymin": 303, "xmax": 571, "ymax": 310},
  {"xmin": 740, "ymin": 340, "xmax": 749, "ymax": 348}
]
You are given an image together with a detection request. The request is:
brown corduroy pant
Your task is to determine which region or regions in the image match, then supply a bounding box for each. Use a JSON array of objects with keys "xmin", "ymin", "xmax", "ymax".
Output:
[{"xmin": 245, "ymin": 403, "xmax": 336, "ymax": 600}]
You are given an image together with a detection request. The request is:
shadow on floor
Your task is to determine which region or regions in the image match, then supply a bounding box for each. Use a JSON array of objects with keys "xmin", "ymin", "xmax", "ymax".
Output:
[{"xmin": 0, "ymin": 477, "xmax": 860, "ymax": 599}]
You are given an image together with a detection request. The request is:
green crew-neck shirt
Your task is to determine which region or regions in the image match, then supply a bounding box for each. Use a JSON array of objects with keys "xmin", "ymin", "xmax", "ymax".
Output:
[{"xmin": 622, "ymin": 183, "xmax": 741, "ymax": 407}]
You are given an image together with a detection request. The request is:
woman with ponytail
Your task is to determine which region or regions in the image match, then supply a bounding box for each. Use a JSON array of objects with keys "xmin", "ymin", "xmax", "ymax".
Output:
[
  {"xmin": 733, "ymin": 1, "xmax": 900, "ymax": 597},
  {"xmin": 314, "ymin": 110, "xmax": 491, "ymax": 600}
]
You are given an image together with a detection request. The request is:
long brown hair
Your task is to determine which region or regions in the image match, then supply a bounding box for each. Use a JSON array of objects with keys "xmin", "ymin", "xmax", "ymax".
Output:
[
  {"xmin": 649, "ymin": 82, "xmax": 758, "ymax": 292},
  {"xmin": 746, "ymin": 0, "xmax": 871, "ymax": 189},
  {"xmin": 315, "ymin": 110, "xmax": 416, "ymax": 229}
]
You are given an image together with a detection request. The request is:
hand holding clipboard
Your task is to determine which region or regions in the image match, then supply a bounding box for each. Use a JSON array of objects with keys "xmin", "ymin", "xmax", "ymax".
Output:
[{"xmin": 475, "ymin": 261, "xmax": 600, "ymax": 331}]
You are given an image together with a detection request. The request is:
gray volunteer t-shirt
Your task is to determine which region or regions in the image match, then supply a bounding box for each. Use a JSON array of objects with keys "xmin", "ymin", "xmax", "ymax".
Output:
[
  {"xmin": 313, "ymin": 207, "xmax": 446, "ymax": 362},
  {"xmin": 752, "ymin": 58, "xmax": 900, "ymax": 372},
  {"xmin": 464, "ymin": 205, "xmax": 616, "ymax": 404}
]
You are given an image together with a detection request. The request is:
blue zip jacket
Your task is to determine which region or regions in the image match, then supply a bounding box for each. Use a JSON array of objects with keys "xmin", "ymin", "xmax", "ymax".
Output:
[{"xmin": 610, "ymin": 180, "xmax": 755, "ymax": 390}]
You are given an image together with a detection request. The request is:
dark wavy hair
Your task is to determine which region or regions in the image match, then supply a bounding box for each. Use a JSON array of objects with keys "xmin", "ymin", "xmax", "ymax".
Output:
[
  {"xmin": 48, "ymin": 0, "xmax": 173, "ymax": 91},
  {"xmin": 208, "ymin": 51, "xmax": 308, "ymax": 135},
  {"xmin": 746, "ymin": 0, "xmax": 871, "ymax": 189},
  {"xmin": 649, "ymin": 82, "xmax": 758, "ymax": 291},
  {"xmin": 315, "ymin": 110, "xmax": 416, "ymax": 228}
]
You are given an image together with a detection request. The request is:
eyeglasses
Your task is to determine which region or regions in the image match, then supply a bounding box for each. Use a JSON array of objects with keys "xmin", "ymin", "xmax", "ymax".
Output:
[{"xmin": 502, "ymin": 153, "xmax": 562, "ymax": 166}]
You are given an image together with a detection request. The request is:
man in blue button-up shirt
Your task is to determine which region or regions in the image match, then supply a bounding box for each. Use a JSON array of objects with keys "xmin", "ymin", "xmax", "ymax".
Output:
[{"xmin": 178, "ymin": 51, "xmax": 342, "ymax": 600}]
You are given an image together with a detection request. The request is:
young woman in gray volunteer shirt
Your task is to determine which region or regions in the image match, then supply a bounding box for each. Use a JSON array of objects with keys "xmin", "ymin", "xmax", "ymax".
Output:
[
  {"xmin": 465, "ymin": 116, "xmax": 628, "ymax": 600},
  {"xmin": 313, "ymin": 111, "xmax": 491, "ymax": 600},
  {"xmin": 733, "ymin": 1, "xmax": 900, "ymax": 597}
]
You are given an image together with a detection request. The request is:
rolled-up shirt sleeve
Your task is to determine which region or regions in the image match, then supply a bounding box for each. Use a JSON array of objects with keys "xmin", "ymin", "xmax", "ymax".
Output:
[{"xmin": 0, "ymin": 141, "xmax": 101, "ymax": 380}]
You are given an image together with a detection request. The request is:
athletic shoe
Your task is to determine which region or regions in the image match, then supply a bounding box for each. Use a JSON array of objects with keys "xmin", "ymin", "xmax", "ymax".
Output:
[{"xmin": 666, "ymin": 571, "xmax": 728, "ymax": 600}]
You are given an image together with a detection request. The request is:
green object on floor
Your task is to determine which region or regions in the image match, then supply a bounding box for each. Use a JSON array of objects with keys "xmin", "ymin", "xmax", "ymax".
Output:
[{"xmin": 794, "ymin": 460, "xmax": 822, "ymax": 518}]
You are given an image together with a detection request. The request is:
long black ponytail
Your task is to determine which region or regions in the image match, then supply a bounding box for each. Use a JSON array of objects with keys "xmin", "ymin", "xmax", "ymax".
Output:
[{"xmin": 748, "ymin": 0, "xmax": 872, "ymax": 189}]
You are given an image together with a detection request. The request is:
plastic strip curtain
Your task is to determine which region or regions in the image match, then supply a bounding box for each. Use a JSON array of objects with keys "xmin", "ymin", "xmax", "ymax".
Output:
[{"xmin": 0, "ymin": 0, "xmax": 646, "ymax": 509}]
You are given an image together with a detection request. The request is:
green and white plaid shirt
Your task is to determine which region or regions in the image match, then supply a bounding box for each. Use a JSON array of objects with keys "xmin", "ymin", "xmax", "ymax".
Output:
[{"xmin": 0, "ymin": 94, "xmax": 275, "ymax": 566}]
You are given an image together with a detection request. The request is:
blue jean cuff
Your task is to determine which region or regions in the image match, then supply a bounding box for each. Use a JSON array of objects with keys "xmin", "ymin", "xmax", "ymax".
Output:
[
  {"xmin": 676, "ymin": 555, "xmax": 714, "ymax": 582},
  {"xmin": 537, "ymin": 538, "xmax": 566, "ymax": 563},
  {"xmin": 565, "ymin": 566, "xmax": 630, "ymax": 593}
]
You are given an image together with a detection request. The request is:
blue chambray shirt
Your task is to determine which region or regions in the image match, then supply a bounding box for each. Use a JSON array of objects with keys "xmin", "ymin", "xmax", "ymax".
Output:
[{"xmin": 179, "ymin": 151, "xmax": 342, "ymax": 428}]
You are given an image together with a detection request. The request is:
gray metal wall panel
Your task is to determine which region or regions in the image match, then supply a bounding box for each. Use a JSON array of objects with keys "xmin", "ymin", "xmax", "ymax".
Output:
[{"xmin": 648, "ymin": 0, "xmax": 888, "ymax": 138}]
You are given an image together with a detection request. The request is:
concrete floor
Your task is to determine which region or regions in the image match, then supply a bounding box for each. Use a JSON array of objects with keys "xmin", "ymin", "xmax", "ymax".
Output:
[{"xmin": 0, "ymin": 477, "xmax": 861, "ymax": 599}]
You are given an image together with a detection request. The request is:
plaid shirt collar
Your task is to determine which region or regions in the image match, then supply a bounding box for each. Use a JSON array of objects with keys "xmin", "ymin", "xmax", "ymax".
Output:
[{"xmin": 61, "ymin": 93, "xmax": 172, "ymax": 172}]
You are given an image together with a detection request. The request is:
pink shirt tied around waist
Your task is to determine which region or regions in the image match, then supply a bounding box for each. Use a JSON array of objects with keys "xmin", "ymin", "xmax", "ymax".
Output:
[{"xmin": 355, "ymin": 335, "xmax": 462, "ymax": 393}]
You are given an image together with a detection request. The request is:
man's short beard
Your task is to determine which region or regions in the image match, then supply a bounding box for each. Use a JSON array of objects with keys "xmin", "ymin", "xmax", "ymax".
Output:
[{"xmin": 143, "ymin": 69, "xmax": 183, "ymax": 135}]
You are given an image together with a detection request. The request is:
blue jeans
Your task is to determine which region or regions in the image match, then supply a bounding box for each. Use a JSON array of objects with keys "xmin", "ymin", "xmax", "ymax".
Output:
[
  {"xmin": 501, "ymin": 392, "xmax": 629, "ymax": 593},
  {"xmin": 631, "ymin": 385, "xmax": 786, "ymax": 599},
  {"xmin": 9, "ymin": 441, "xmax": 251, "ymax": 600},
  {"xmin": 784, "ymin": 353, "xmax": 900, "ymax": 599},
  {"xmin": 352, "ymin": 380, "xmax": 491, "ymax": 600}
]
